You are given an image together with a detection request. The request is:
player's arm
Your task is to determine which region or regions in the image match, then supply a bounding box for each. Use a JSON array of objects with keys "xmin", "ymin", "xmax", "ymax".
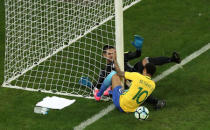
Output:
[
  {"xmin": 114, "ymin": 55, "xmax": 140, "ymax": 85},
  {"xmin": 113, "ymin": 54, "xmax": 125, "ymax": 77}
]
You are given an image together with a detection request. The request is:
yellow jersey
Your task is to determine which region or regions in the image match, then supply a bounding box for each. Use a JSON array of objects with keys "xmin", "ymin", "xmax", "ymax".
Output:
[{"xmin": 119, "ymin": 72, "xmax": 155, "ymax": 112}]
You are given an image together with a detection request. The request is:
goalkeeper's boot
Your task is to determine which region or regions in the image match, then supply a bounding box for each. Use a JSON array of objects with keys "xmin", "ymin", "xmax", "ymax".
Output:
[
  {"xmin": 103, "ymin": 86, "xmax": 111, "ymax": 96},
  {"xmin": 155, "ymin": 100, "xmax": 166, "ymax": 110},
  {"xmin": 171, "ymin": 52, "xmax": 181, "ymax": 64},
  {"xmin": 94, "ymin": 89, "xmax": 101, "ymax": 101}
]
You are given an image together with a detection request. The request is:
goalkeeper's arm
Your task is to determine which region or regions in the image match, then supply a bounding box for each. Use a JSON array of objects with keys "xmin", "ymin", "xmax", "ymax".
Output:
[{"xmin": 124, "ymin": 50, "xmax": 141, "ymax": 62}]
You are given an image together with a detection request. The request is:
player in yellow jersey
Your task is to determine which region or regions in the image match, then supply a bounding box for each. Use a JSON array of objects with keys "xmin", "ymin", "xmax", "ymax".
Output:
[
  {"xmin": 117, "ymin": 71, "xmax": 155, "ymax": 112},
  {"xmin": 94, "ymin": 53, "xmax": 157, "ymax": 112}
]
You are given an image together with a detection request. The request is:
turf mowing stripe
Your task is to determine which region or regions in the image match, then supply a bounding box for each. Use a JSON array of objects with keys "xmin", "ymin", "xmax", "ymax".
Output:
[{"xmin": 74, "ymin": 43, "xmax": 210, "ymax": 130}]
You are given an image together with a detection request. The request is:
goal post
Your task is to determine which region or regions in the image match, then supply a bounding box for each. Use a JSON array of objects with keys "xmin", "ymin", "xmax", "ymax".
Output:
[
  {"xmin": 115, "ymin": 0, "xmax": 124, "ymax": 72},
  {"xmin": 115, "ymin": 0, "xmax": 124, "ymax": 87},
  {"xmin": 3, "ymin": 0, "xmax": 140, "ymax": 98}
]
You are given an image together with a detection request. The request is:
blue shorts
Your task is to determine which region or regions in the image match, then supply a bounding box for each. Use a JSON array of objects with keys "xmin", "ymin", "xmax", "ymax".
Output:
[{"xmin": 112, "ymin": 86, "xmax": 124, "ymax": 112}]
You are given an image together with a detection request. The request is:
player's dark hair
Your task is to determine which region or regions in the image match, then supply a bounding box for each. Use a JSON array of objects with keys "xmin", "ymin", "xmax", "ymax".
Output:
[
  {"xmin": 103, "ymin": 45, "xmax": 114, "ymax": 54},
  {"xmin": 145, "ymin": 63, "xmax": 156, "ymax": 76}
]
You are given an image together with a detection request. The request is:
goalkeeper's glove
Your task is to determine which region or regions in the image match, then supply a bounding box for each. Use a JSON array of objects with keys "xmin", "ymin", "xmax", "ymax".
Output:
[
  {"xmin": 79, "ymin": 77, "xmax": 92, "ymax": 88},
  {"xmin": 132, "ymin": 35, "xmax": 144, "ymax": 50}
]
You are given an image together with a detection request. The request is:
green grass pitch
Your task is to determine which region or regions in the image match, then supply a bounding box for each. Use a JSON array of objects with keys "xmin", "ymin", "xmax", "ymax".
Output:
[{"xmin": 0, "ymin": 0, "xmax": 210, "ymax": 129}]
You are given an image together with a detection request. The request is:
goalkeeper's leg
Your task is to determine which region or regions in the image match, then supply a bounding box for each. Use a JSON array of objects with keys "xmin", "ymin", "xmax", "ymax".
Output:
[
  {"xmin": 94, "ymin": 71, "xmax": 116, "ymax": 101},
  {"xmin": 146, "ymin": 52, "xmax": 181, "ymax": 66},
  {"xmin": 133, "ymin": 52, "xmax": 181, "ymax": 73}
]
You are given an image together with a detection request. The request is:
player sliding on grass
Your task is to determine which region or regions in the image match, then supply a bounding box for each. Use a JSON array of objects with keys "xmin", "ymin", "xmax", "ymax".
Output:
[
  {"xmin": 94, "ymin": 52, "xmax": 157, "ymax": 112},
  {"xmin": 94, "ymin": 35, "xmax": 181, "ymax": 109}
]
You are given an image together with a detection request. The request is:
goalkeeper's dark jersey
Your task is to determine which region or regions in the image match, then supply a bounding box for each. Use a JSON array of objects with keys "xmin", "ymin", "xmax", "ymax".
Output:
[{"xmin": 94, "ymin": 50, "xmax": 142, "ymax": 89}]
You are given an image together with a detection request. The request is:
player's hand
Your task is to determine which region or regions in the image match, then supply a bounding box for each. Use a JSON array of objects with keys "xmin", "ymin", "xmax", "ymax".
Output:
[{"xmin": 132, "ymin": 35, "xmax": 144, "ymax": 50}]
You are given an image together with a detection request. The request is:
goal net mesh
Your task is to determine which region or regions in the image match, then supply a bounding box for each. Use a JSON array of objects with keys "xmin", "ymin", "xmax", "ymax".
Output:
[{"xmin": 4, "ymin": 0, "xmax": 140, "ymax": 98}]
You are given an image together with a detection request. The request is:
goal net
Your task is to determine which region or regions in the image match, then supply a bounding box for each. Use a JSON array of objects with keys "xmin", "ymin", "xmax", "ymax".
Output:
[{"xmin": 3, "ymin": 0, "xmax": 140, "ymax": 98}]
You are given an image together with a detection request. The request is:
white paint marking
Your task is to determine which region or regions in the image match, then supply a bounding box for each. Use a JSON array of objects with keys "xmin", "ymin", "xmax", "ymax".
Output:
[
  {"xmin": 74, "ymin": 43, "xmax": 210, "ymax": 130},
  {"xmin": 74, "ymin": 104, "xmax": 115, "ymax": 130}
]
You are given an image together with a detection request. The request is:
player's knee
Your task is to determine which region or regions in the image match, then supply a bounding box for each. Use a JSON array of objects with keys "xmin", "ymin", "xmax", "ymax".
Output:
[
  {"xmin": 112, "ymin": 74, "xmax": 119, "ymax": 80},
  {"xmin": 112, "ymin": 74, "xmax": 121, "ymax": 88}
]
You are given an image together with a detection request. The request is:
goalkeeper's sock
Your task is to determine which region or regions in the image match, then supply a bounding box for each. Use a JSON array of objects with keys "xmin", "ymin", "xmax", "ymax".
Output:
[
  {"xmin": 97, "ymin": 71, "xmax": 116, "ymax": 97},
  {"xmin": 97, "ymin": 83, "xmax": 109, "ymax": 97}
]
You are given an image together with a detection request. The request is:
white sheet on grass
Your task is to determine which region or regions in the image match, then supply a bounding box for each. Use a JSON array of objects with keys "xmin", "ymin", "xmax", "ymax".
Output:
[{"xmin": 36, "ymin": 96, "xmax": 76, "ymax": 109}]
